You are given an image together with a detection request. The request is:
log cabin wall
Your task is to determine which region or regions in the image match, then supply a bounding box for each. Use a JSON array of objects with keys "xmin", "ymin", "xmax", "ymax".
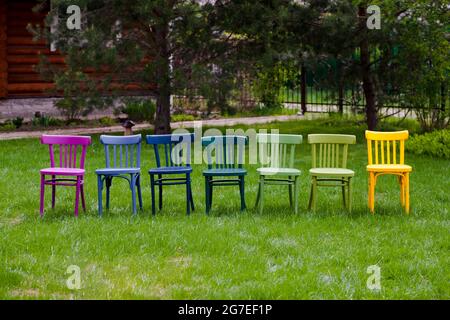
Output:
[
  {"xmin": 1, "ymin": 0, "xmax": 154, "ymax": 99},
  {"xmin": 0, "ymin": 0, "xmax": 7, "ymax": 98},
  {"xmin": 5, "ymin": 0, "xmax": 60, "ymax": 97}
]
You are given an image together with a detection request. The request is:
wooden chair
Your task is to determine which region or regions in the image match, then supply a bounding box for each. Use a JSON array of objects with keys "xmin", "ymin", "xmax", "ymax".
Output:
[
  {"xmin": 146, "ymin": 133, "xmax": 195, "ymax": 215},
  {"xmin": 307, "ymin": 134, "xmax": 356, "ymax": 212},
  {"xmin": 366, "ymin": 130, "xmax": 412, "ymax": 214},
  {"xmin": 40, "ymin": 135, "xmax": 92, "ymax": 217},
  {"xmin": 96, "ymin": 135, "xmax": 142, "ymax": 216},
  {"xmin": 255, "ymin": 134, "xmax": 303, "ymax": 214},
  {"xmin": 202, "ymin": 135, "xmax": 248, "ymax": 214}
]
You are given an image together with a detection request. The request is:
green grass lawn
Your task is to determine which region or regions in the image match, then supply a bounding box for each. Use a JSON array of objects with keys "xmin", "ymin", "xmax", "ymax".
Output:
[{"xmin": 0, "ymin": 118, "xmax": 449, "ymax": 299}]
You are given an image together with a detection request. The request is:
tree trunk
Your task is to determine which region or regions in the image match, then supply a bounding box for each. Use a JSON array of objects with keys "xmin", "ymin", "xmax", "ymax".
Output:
[
  {"xmin": 300, "ymin": 64, "xmax": 307, "ymax": 115},
  {"xmin": 358, "ymin": 6, "xmax": 377, "ymax": 130},
  {"xmin": 337, "ymin": 60, "xmax": 344, "ymax": 115},
  {"xmin": 154, "ymin": 85, "xmax": 171, "ymax": 134},
  {"xmin": 153, "ymin": 23, "xmax": 172, "ymax": 134}
]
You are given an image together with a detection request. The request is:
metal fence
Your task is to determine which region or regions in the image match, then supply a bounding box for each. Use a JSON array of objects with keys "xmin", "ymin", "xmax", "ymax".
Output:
[{"xmin": 173, "ymin": 61, "xmax": 447, "ymax": 120}]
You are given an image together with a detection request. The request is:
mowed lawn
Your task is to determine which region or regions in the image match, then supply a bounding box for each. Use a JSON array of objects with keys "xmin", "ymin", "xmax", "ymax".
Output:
[{"xmin": 0, "ymin": 118, "xmax": 449, "ymax": 299}]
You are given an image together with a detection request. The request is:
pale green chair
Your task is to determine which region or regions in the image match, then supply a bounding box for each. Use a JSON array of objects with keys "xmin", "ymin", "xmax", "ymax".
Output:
[
  {"xmin": 307, "ymin": 134, "xmax": 356, "ymax": 212},
  {"xmin": 255, "ymin": 134, "xmax": 303, "ymax": 214}
]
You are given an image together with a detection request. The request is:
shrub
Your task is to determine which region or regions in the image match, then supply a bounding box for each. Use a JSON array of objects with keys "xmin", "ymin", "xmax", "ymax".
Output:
[
  {"xmin": 120, "ymin": 99, "xmax": 156, "ymax": 123},
  {"xmin": 55, "ymin": 97, "xmax": 87, "ymax": 121},
  {"xmin": 51, "ymin": 71, "xmax": 112, "ymax": 121},
  {"xmin": 171, "ymin": 114, "xmax": 196, "ymax": 122},
  {"xmin": 99, "ymin": 117, "xmax": 116, "ymax": 126},
  {"xmin": 406, "ymin": 129, "xmax": 450, "ymax": 159},
  {"xmin": 32, "ymin": 115, "xmax": 62, "ymax": 128},
  {"xmin": 379, "ymin": 118, "xmax": 421, "ymax": 134},
  {"xmin": 12, "ymin": 117, "xmax": 24, "ymax": 129},
  {"xmin": 0, "ymin": 121, "xmax": 16, "ymax": 132}
]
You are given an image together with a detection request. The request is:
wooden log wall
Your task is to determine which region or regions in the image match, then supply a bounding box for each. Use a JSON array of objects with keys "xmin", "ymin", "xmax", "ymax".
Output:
[
  {"xmin": 0, "ymin": 0, "xmax": 7, "ymax": 98},
  {"xmin": 5, "ymin": 0, "xmax": 60, "ymax": 97},
  {"xmin": 1, "ymin": 0, "xmax": 155, "ymax": 99}
]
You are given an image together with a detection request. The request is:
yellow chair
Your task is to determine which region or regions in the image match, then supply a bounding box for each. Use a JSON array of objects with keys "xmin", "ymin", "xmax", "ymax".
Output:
[{"xmin": 366, "ymin": 130, "xmax": 412, "ymax": 214}]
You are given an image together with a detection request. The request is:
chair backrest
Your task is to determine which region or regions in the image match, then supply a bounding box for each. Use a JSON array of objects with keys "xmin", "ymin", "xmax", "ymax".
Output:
[
  {"xmin": 146, "ymin": 133, "xmax": 195, "ymax": 167},
  {"xmin": 257, "ymin": 134, "xmax": 303, "ymax": 168},
  {"xmin": 308, "ymin": 134, "xmax": 356, "ymax": 168},
  {"xmin": 41, "ymin": 135, "xmax": 92, "ymax": 169},
  {"xmin": 202, "ymin": 135, "xmax": 248, "ymax": 169},
  {"xmin": 100, "ymin": 134, "xmax": 142, "ymax": 168},
  {"xmin": 366, "ymin": 130, "xmax": 408, "ymax": 165}
]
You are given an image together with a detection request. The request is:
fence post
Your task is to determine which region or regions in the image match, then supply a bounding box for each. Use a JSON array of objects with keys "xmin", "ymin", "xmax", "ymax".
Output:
[
  {"xmin": 337, "ymin": 60, "xmax": 344, "ymax": 114},
  {"xmin": 301, "ymin": 64, "xmax": 307, "ymax": 115},
  {"xmin": 338, "ymin": 81, "xmax": 344, "ymax": 114}
]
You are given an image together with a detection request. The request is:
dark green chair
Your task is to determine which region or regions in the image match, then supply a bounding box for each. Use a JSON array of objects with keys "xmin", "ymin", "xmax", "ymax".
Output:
[{"xmin": 202, "ymin": 135, "xmax": 248, "ymax": 214}]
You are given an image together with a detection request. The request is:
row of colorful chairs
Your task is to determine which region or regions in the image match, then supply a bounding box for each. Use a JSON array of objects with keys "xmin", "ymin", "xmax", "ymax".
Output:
[{"xmin": 39, "ymin": 131, "xmax": 412, "ymax": 217}]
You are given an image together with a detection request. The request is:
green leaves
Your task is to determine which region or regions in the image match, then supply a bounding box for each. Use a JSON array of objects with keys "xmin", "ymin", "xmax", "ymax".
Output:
[{"xmin": 407, "ymin": 130, "xmax": 450, "ymax": 159}]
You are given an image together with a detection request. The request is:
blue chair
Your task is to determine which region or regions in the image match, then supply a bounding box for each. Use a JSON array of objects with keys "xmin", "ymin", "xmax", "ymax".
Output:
[
  {"xmin": 96, "ymin": 135, "xmax": 143, "ymax": 215},
  {"xmin": 146, "ymin": 133, "xmax": 195, "ymax": 215},
  {"xmin": 202, "ymin": 135, "xmax": 248, "ymax": 214}
]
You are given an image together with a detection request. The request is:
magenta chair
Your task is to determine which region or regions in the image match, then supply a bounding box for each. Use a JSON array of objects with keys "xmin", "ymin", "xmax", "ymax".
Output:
[{"xmin": 40, "ymin": 135, "xmax": 92, "ymax": 217}]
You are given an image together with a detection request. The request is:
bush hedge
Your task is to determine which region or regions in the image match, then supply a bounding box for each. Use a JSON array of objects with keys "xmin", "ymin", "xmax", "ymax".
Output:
[
  {"xmin": 120, "ymin": 100, "xmax": 156, "ymax": 123},
  {"xmin": 406, "ymin": 129, "xmax": 450, "ymax": 159}
]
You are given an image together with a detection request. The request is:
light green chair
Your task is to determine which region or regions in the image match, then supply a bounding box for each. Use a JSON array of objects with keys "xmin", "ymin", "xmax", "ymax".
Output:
[
  {"xmin": 307, "ymin": 134, "xmax": 356, "ymax": 212},
  {"xmin": 255, "ymin": 134, "xmax": 303, "ymax": 214}
]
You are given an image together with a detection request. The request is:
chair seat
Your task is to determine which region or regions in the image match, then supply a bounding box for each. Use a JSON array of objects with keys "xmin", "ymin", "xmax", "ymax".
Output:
[
  {"xmin": 40, "ymin": 167, "xmax": 85, "ymax": 176},
  {"xmin": 203, "ymin": 168, "xmax": 247, "ymax": 176},
  {"xmin": 310, "ymin": 168, "xmax": 355, "ymax": 177},
  {"xmin": 96, "ymin": 168, "xmax": 140, "ymax": 175},
  {"xmin": 149, "ymin": 166, "xmax": 193, "ymax": 175},
  {"xmin": 367, "ymin": 164, "xmax": 412, "ymax": 173},
  {"xmin": 257, "ymin": 167, "xmax": 301, "ymax": 176}
]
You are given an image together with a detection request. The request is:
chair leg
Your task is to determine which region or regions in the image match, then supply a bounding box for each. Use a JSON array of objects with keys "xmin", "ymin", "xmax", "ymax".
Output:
[
  {"xmin": 342, "ymin": 178, "xmax": 347, "ymax": 209},
  {"xmin": 398, "ymin": 176, "xmax": 405, "ymax": 207},
  {"xmin": 131, "ymin": 175, "xmax": 137, "ymax": 215},
  {"xmin": 150, "ymin": 174, "xmax": 156, "ymax": 216},
  {"xmin": 312, "ymin": 176, "xmax": 317, "ymax": 212},
  {"xmin": 367, "ymin": 174, "xmax": 371, "ymax": 211},
  {"xmin": 189, "ymin": 187, "xmax": 195, "ymax": 211},
  {"xmin": 188, "ymin": 175, "xmax": 195, "ymax": 211},
  {"xmin": 74, "ymin": 176, "xmax": 81, "ymax": 217},
  {"xmin": 205, "ymin": 176, "xmax": 210, "ymax": 215},
  {"xmin": 369, "ymin": 173, "xmax": 376, "ymax": 214},
  {"xmin": 255, "ymin": 177, "xmax": 261, "ymax": 209},
  {"xmin": 307, "ymin": 177, "xmax": 314, "ymax": 211},
  {"xmin": 258, "ymin": 176, "xmax": 265, "ymax": 214},
  {"xmin": 288, "ymin": 176, "xmax": 293, "ymax": 208},
  {"xmin": 405, "ymin": 173, "xmax": 410, "ymax": 214},
  {"xmin": 137, "ymin": 175, "xmax": 143, "ymax": 210},
  {"xmin": 51, "ymin": 175, "xmax": 56, "ymax": 209},
  {"xmin": 97, "ymin": 175, "xmax": 103, "ymax": 217},
  {"xmin": 40, "ymin": 174, "xmax": 45, "ymax": 217},
  {"xmin": 158, "ymin": 174, "xmax": 163, "ymax": 210},
  {"xmin": 239, "ymin": 176, "xmax": 246, "ymax": 211},
  {"xmin": 105, "ymin": 177, "xmax": 111, "ymax": 210},
  {"xmin": 348, "ymin": 177, "xmax": 352, "ymax": 213},
  {"xmin": 186, "ymin": 173, "xmax": 191, "ymax": 215},
  {"xmin": 80, "ymin": 183, "xmax": 86, "ymax": 212},
  {"xmin": 209, "ymin": 182, "xmax": 213, "ymax": 208},
  {"xmin": 294, "ymin": 176, "xmax": 299, "ymax": 214}
]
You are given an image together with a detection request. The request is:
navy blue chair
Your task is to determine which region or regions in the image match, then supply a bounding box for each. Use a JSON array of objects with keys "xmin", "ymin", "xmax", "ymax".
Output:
[
  {"xmin": 96, "ymin": 135, "xmax": 142, "ymax": 215},
  {"xmin": 202, "ymin": 135, "xmax": 248, "ymax": 214},
  {"xmin": 146, "ymin": 133, "xmax": 195, "ymax": 215}
]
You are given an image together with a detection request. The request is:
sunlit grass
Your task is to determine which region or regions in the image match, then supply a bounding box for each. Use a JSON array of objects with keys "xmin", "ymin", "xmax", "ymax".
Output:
[{"xmin": 0, "ymin": 118, "xmax": 448, "ymax": 299}]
